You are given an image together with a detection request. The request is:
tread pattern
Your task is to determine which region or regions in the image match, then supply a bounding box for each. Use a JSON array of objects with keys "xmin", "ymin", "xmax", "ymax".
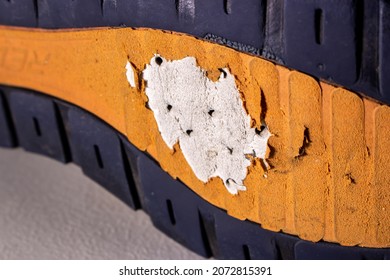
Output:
[
  {"xmin": 283, "ymin": 0, "xmax": 359, "ymax": 85},
  {"xmin": 380, "ymin": 0, "xmax": 390, "ymax": 97},
  {"xmin": 0, "ymin": 89, "xmax": 17, "ymax": 148},
  {"xmin": 0, "ymin": 85, "xmax": 389, "ymax": 260},
  {"xmin": 63, "ymin": 104, "xmax": 140, "ymax": 209},
  {"xmin": 1, "ymin": 0, "xmax": 389, "ymax": 105},
  {"xmin": 7, "ymin": 89, "xmax": 69, "ymax": 162}
]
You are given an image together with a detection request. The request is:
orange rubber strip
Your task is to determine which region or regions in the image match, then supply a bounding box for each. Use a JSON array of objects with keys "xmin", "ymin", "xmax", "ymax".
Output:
[{"xmin": 0, "ymin": 26, "xmax": 388, "ymax": 248}]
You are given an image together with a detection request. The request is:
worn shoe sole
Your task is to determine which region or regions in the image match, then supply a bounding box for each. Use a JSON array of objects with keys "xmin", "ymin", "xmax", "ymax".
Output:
[{"xmin": 0, "ymin": 26, "xmax": 389, "ymax": 259}]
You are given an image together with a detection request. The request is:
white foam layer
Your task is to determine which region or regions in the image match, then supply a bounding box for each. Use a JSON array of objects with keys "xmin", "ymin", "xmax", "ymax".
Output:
[{"xmin": 140, "ymin": 55, "xmax": 271, "ymax": 194}]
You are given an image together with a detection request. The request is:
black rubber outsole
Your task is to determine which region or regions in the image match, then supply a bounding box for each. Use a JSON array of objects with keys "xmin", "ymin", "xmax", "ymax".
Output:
[
  {"xmin": 0, "ymin": 0, "xmax": 389, "ymax": 105},
  {"xmin": 0, "ymin": 85, "xmax": 389, "ymax": 260}
]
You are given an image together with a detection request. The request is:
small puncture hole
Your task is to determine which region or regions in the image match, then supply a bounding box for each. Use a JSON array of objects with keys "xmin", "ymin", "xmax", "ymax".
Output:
[
  {"xmin": 219, "ymin": 68, "xmax": 227, "ymax": 78},
  {"xmin": 155, "ymin": 56, "xmax": 163, "ymax": 65},
  {"xmin": 255, "ymin": 125, "xmax": 266, "ymax": 135},
  {"xmin": 208, "ymin": 109, "xmax": 215, "ymax": 116},
  {"xmin": 317, "ymin": 63, "xmax": 325, "ymax": 71},
  {"xmin": 186, "ymin": 129, "xmax": 193, "ymax": 136},
  {"xmin": 227, "ymin": 147, "xmax": 233, "ymax": 154},
  {"xmin": 167, "ymin": 104, "xmax": 172, "ymax": 111},
  {"xmin": 225, "ymin": 178, "xmax": 236, "ymax": 185},
  {"xmin": 94, "ymin": 145, "xmax": 104, "ymax": 169}
]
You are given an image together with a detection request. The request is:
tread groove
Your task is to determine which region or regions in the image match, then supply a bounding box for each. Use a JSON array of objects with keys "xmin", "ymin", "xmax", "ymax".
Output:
[
  {"xmin": 166, "ymin": 199, "xmax": 176, "ymax": 225},
  {"xmin": 242, "ymin": 244, "xmax": 251, "ymax": 260},
  {"xmin": 261, "ymin": 0, "xmax": 268, "ymax": 40},
  {"xmin": 119, "ymin": 139, "xmax": 141, "ymax": 210},
  {"xmin": 32, "ymin": 117, "xmax": 42, "ymax": 137},
  {"xmin": 197, "ymin": 210, "xmax": 213, "ymax": 258},
  {"xmin": 93, "ymin": 144, "xmax": 104, "ymax": 169},
  {"xmin": 223, "ymin": 0, "xmax": 232, "ymax": 15},
  {"xmin": 0, "ymin": 89, "xmax": 18, "ymax": 146},
  {"xmin": 314, "ymin": 8, "xmax": 323, "ymax": 45},
  {"xmin": 100, "ymin": 0, "xmax": 104, "ymax": 16},
  {"xmin": 355, "ymin": 0, "xmax": 364, "ymax": 83},
  {"xmin": 176, "ymin": 0, "xmax": 195, "ymax": 21},
  {"xmin": 175, "ymin": 0, "xmax": 179, "ymax": 14},
  {"xmin": 32, "ymin": 0, "xmax": 38, "ymax": 22},
  {"xmin": 274, "ymin": 240, "xmax": 283, "ymax": 260},
  {"xmin": 53, "ymin": 102, "xmax": 72, "ymax": 162}
]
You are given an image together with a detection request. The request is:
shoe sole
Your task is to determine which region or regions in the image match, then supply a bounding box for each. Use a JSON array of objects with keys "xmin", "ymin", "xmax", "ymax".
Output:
[{"xmin": 0, "ymin": 27, "xmax": 389, "ymax": 252}]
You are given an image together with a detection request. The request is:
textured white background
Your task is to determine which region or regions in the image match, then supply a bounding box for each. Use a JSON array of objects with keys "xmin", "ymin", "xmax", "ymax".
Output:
[{"xmin": 0, "ymin": 147, "xmax": 203, "ymax": 259}]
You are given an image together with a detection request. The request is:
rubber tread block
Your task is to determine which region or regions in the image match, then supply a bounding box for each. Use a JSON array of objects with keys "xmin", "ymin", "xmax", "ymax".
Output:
[
  {"xmin": 0, "ymin": 87, "xmax": 17, "ymax": 147},
  {"xmin": 202, "ymin": 208, "xmax": 284, "ymax": 260},
  {"xmin": 352, "ymin": 0, "xmax": 380, "ymax": 100},
  {"xmin": 6, "ymin": 89, "xmax": 68, "ymax": 162},
  {"xmin": 262, "ymin": 0, "xmax": 284, "ymax": 62},
  {"xmin": 192, "ymin": 0, "xmax": 265, "ymax": 49},
  {"xmin": 117, "ymin": 0, "xmax": 181, "ymax": 33},
  {"xmin": 120, "ymin": 136, "xmax": 149, "ymax": 212},
  {"xmin": 0, "ymin": 0, "xmax": 37, "ymax": 27},
  {"xmin": 60, "ymin": 103, "xmax": 139, "ymax": 209},
  {"xmin": 284, "ymin": 0, "xmax": 358, "ymax": 85},
  {"xmin": 134, "ymin": 148, "xmax": 212, "ymax": 257},
  {"xmin": 104, "ymin": 0, "xmax": 265, "ymax": 49},
  {"xmin": 36, "ymin": 0, "xmax": 104, "ymax": 28}
]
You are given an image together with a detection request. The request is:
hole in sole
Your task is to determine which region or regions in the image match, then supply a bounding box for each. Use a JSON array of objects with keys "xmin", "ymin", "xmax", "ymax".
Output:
[{"xmin": 155, "ymin": 56, "xmax": 163, "ymax": 65}]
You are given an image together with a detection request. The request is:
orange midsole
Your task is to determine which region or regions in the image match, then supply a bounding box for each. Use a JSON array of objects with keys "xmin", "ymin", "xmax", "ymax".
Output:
[{"xmin": 0, "ymin": 26, "xmax": 388, "ymax": 247}]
